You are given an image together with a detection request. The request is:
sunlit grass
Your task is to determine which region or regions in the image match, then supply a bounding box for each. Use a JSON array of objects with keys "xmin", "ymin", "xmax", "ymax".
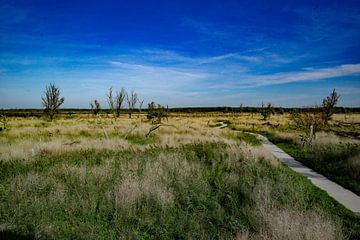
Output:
[{"xmin": 1, "ymin": 112, "xmax": 359, "ymax": 239}]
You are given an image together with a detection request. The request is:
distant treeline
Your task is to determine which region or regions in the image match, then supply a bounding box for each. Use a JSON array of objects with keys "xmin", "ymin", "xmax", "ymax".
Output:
[
  {"xmin": 1, "ymin": 107, "xmax": 360, "ymax": 117},
  {"xmin": 168, "ymin": 106, "xmax": 360, "ymax": 113}
]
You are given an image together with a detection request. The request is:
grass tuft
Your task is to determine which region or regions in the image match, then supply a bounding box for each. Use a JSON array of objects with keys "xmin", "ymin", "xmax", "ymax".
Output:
[{"xmin": 126, "ymin": 135, "xmax": 157, "ymax": 145}]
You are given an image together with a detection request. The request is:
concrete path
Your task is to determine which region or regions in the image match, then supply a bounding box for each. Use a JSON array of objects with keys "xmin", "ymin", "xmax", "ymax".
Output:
[
  {"xmin": 255, "ymin": 133, "xmax": 360, "ymax": 213},
  {"xmin": 216, "ymin": 121, "xmax": 228, "ymax": 129}
]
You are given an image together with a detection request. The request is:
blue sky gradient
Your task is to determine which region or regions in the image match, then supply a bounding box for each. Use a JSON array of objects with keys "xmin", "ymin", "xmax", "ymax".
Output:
[{"xmin": 1, "ymin": 0, "xmax": 360, "ymax": 108}]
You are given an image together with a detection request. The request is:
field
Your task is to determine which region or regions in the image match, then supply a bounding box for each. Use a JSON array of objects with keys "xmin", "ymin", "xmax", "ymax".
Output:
[{"xmin": 1, "ymin": 112, "xmax": 360, "ymax": 239}]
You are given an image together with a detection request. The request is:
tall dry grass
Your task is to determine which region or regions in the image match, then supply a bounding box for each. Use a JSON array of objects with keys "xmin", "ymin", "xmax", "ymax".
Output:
[{"xmin": 0, "ymin": 113, "xmax": 355, "ymax": 239}]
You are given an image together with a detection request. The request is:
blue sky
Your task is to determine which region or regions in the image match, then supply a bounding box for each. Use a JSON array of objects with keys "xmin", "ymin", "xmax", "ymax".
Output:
[{"xmin": 0, "ymin": 0, "xmax": 360, "ymax": 108}]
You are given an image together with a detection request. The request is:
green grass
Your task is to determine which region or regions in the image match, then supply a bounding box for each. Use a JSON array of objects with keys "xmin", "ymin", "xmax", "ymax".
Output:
[
  {"xmin": 262, "ymin": 131, "xmax": 360, "ymax": 195},
  {"xmin": 1, "ymin": 143, "xmax": 359, "ymax": 239},
  {"xmin": 236, "ymin": 132, "xmax": 262, "ymax": 146}
]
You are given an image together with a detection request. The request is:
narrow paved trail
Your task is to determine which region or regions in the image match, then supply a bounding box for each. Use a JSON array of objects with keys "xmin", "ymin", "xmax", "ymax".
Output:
[
  {"xmin": 215, "ymin": 122, "xmax": 360, "ymax": 213},
  {"xmin": 255, "ymin": 133, "xmax": 360, "ymax": 214}
]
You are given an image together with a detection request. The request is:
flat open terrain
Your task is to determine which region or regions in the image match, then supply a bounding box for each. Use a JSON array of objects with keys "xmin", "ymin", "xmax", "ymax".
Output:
[{"xmin": 1, "ymin": 112, "xmax": 360, "ymax": 239}]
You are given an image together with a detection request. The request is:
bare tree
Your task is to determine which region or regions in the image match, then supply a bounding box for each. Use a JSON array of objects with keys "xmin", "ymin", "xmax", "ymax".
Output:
[
  {"xmin": 90, "ymin": 100, "xmax": 101, "ymax": 116},
  {"xmin": 41, "ymin": 83, "xmax": 65, "ymax": 121},
  {"xmin": 138, "ymin": 99, "xmax": 144, "ymax": 114},
  {"xmin": 107, "ymin": 87, "xmax": 116, "ymax": 120},
  {"xmin": 126, "ymin": 90, "xmax": 138, "ymax": 118},
  {"xmin": 115, "ymin": 88, "xmax": 126, "ymax": 118},
  {"xmin": 107, "ymin": 87, "xmax": 127, "ymax": 120},
  {"xmin": 322, "ymin": 88, "xmax": 340, "ymax": 125}
]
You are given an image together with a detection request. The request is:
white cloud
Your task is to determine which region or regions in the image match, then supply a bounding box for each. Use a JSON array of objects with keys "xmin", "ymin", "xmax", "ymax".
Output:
[
  {"xmin": 236, "ymin": 64, "xmax": 360, "ymax": 87},
  {"xmin": 131, "ymin": 49, "xmax": 262, "ymax": 65},
  {"xmin": 105, "ymin": 61, "xmax": 210, "ymax": 95},
  {"xmin": 198, "ymin": 53, "xmax": 262, "ymax": 64}
]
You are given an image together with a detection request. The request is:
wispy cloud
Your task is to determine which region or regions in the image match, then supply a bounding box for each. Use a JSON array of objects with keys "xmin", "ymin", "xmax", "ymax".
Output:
[
  {"xmin": 238, "ymin": 64, "xmax": 360, "ymax": 88},
  {"xmin": 108, "ymin": 60, "xmax": 209, "ymax": 86},
  {"xmin": 128, "ymin": 48, "xmax": 264, "ymax": 66},
  {"xmin": 197, "ymin": 53, "xmax": 262, "ymax": 64}
]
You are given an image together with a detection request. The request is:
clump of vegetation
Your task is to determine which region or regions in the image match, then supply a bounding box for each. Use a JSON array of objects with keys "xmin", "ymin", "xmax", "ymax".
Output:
[
  {"xmin": 291, "ymin": 107, "xmax": 324, "ymax": 145},
  {"xmin": 322, "ymin": 88, "xmax": 340, "ymax": 125},
  {"xmin": 291, "ymin": 89, "xmax": 340, "ymax": 145},
  {"xmin": 41, "ymin": 83, "xmax": 65, "ymax": 121},
  {"xmin": 147, "ymin": 102, "xmax": 168, "ymax": 124},
  {"xmin": 90, "ymin": 99, "xmax": 101, "ymax": 116},
  {"xmin": 260, "ymin": 102, "xmax": 274, "ymax": 120}
]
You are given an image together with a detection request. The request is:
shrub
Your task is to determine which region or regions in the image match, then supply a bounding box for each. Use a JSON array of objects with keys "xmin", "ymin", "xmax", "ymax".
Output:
[
  {"xmin": 147, "ymin": 102, "xmax": 168, "ymax": 124},
  {"xmin": 322, "ymin": 89, "xmax": 340, "ymax": 125},
  {"xmin": 290, "ymin": 108, "xmax": 324, "ymax": 145},
  {"xmin": 260, "ymin": 102, "xmax": 274, "ymax": 120},
  {"xmin": 90, "ymin": 100, "xmax": 101, "ymax": 116}
]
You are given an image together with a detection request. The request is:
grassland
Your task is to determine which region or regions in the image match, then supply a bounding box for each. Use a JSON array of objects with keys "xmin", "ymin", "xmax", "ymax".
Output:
[{"xmin": 1, "ymin": 112, "xmax": 360, "ymax": 239}]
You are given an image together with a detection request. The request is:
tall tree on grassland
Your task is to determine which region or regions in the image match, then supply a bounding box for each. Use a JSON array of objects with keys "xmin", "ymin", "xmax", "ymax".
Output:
[
  {"xmin": 107, "ymin": 87, "xmax": 127, "ymax": 120},
  {"xmin": 116, "ymin": 88, "xmax": 127, "ymax": 118},
  {"xmin": 126, "ymin": 90, "xmax": 138, "ymax": 118},
  {"xmin": 107, "ymin": 87, "xmax": 116, "ymax": 119},
  {"xmin": 41, "ymin": 83, "xmax": 65, "ymax": 121}
]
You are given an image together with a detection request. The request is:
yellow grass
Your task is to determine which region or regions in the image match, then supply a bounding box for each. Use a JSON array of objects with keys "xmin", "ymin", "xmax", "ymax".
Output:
[
  {"xmin": 1, "ymin": 112, "xmax": 353, "ymax": 238},
  {"xmin": 2, "ymin": 112, "xmax": 359, "ymax": 162}
]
